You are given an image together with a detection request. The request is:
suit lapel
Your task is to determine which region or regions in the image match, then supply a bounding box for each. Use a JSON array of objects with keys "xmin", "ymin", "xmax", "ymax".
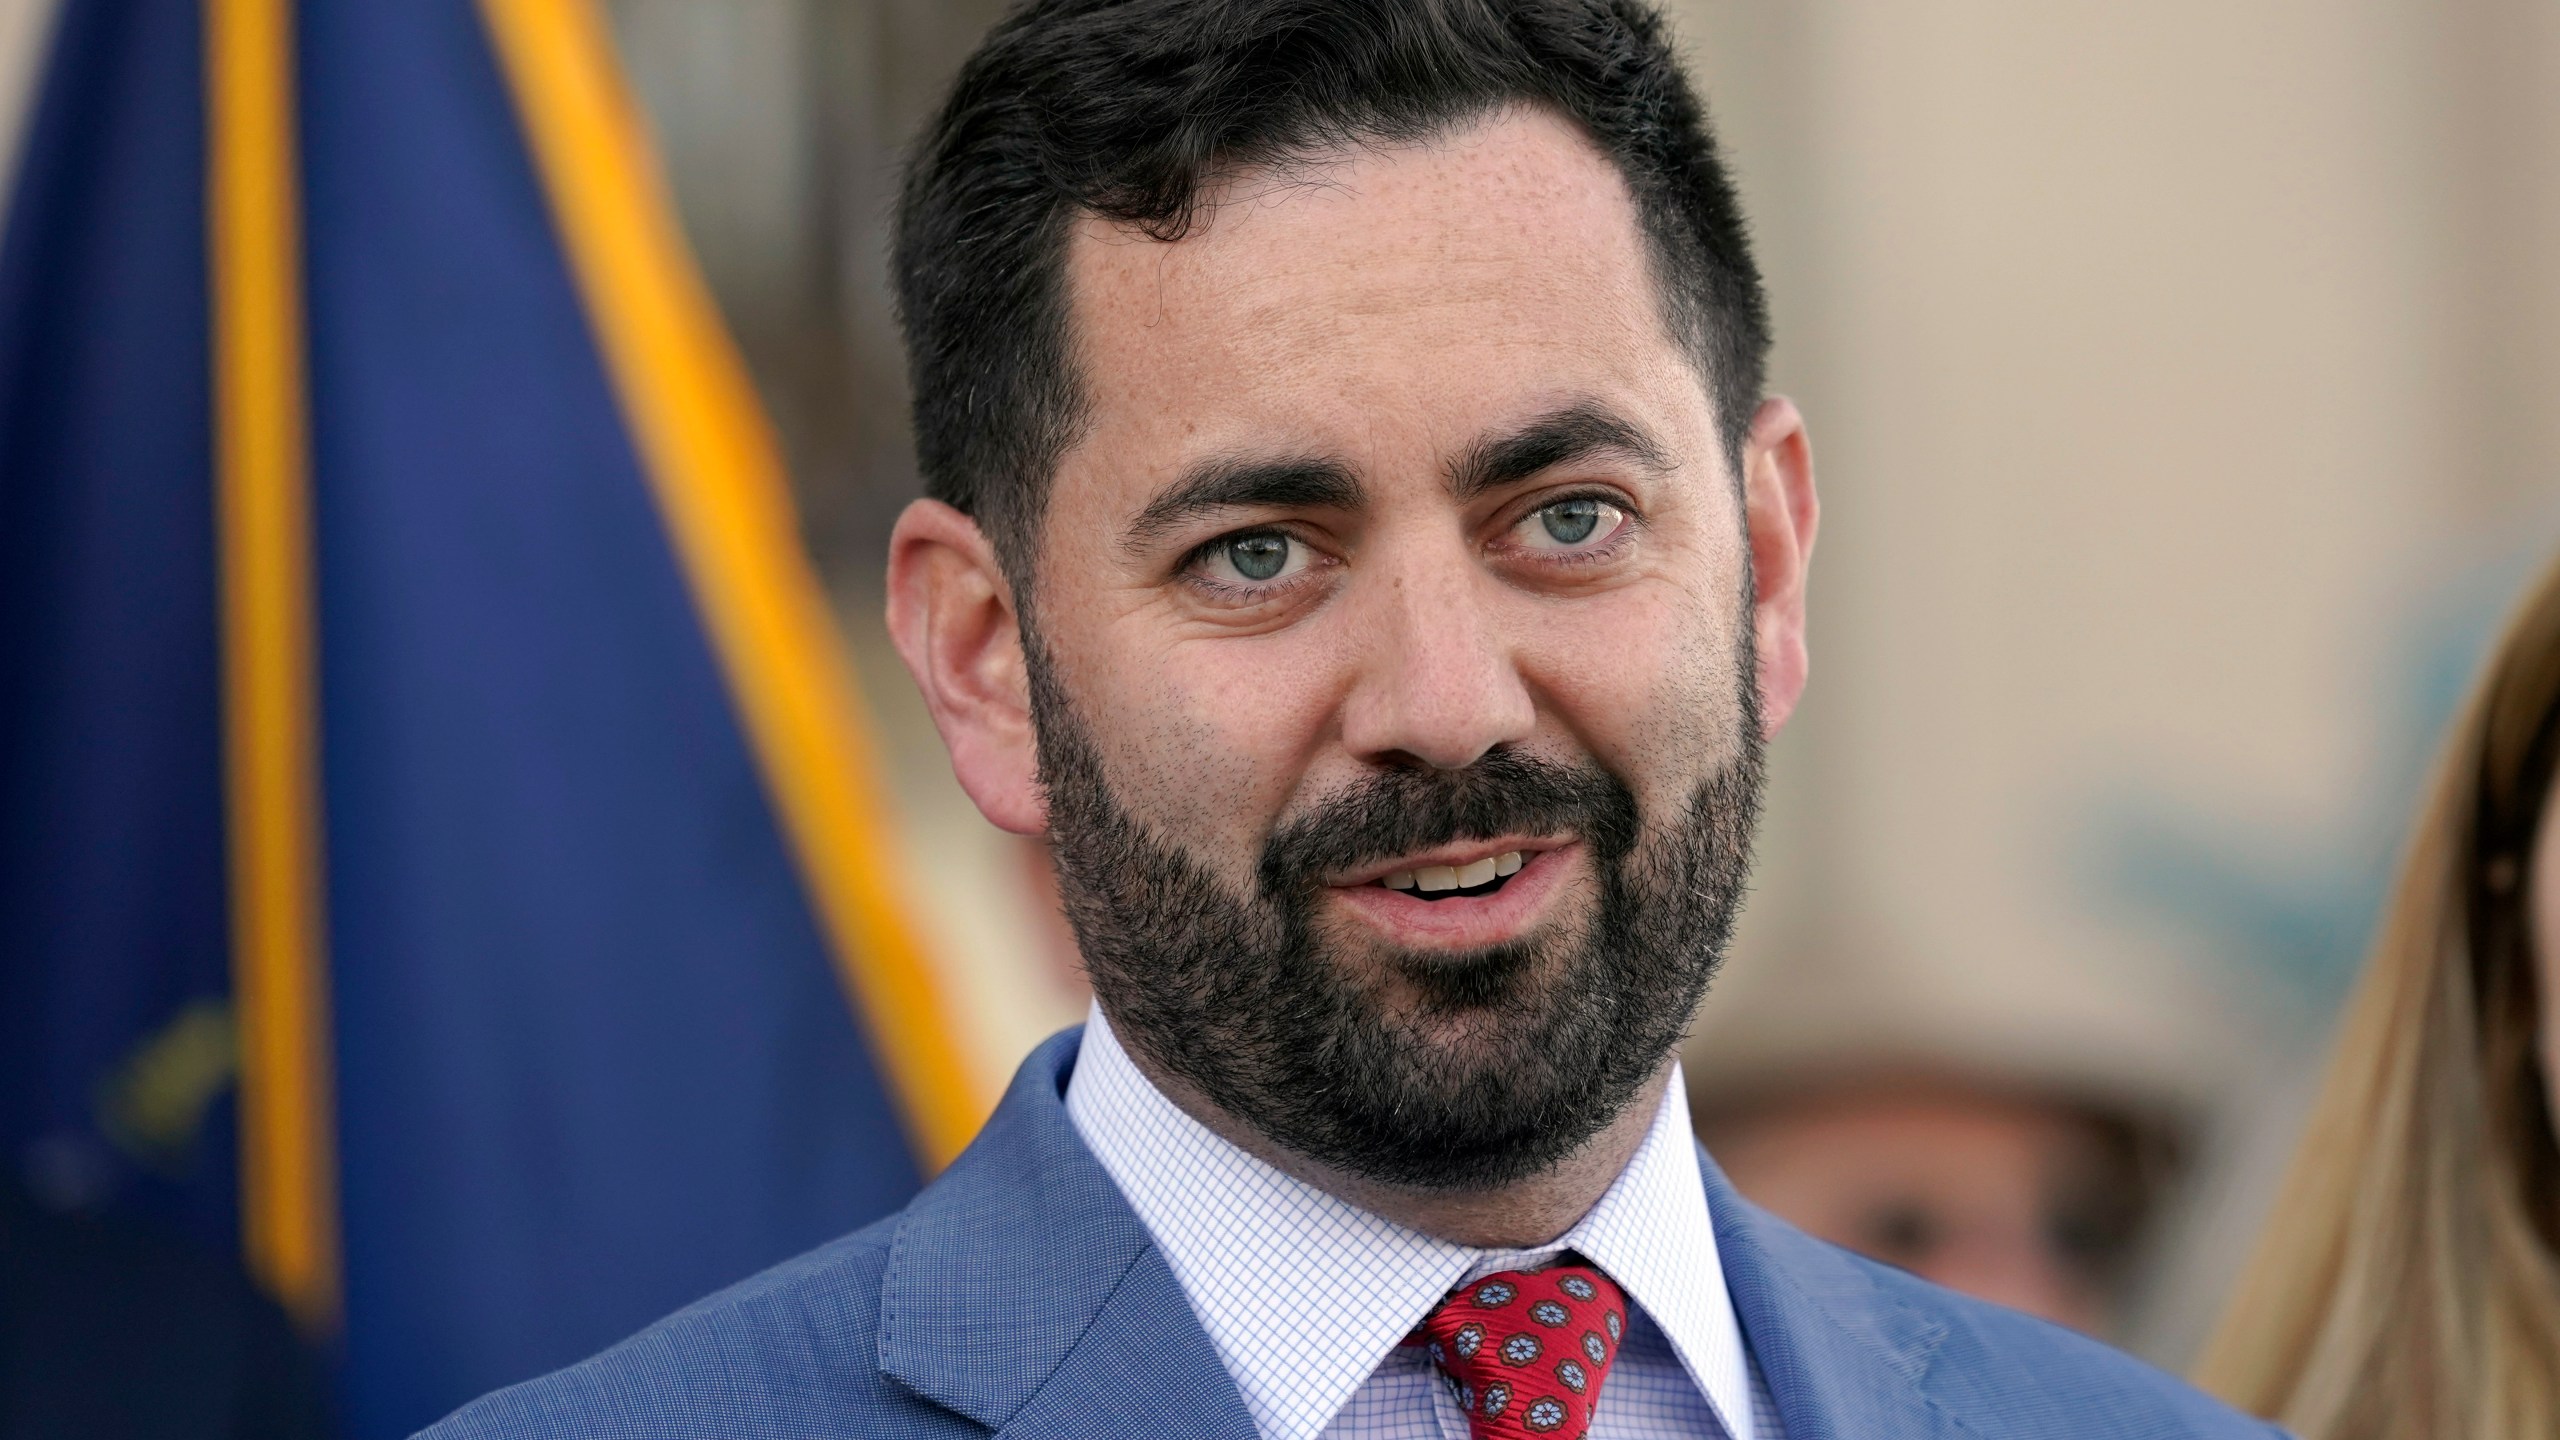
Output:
[
  {"xmin": 992, "ymin": 1242, "xmax": 1259, "ymax": 1440},
  {"xmin": 877, "ymin": 1028, "xmax": 1258, "ymax": 1440},
  {"xmin": 1701, "ymin": 1143, "xmax": 1975, "ymax": 1440}
]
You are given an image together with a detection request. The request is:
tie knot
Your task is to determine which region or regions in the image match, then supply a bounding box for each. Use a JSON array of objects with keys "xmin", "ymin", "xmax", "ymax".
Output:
[{"xmin": 1413, "ymin": 1263, "xmax": 1627, "ymax": 1438}]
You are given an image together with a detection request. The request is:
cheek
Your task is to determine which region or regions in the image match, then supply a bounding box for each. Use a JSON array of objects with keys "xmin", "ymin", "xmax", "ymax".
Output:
[
  {"xmin": 1517, "ymin": 583, "xmax": 1747, "ymax": 787},
  {"xmin": 1062, "ymin": 622, "xmax": 1342, "ymax": 874}
]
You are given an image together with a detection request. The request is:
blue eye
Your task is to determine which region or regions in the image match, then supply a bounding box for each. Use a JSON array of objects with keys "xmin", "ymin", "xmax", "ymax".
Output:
[
  {"xmin": 1544, "ymin": 499, "xmax": 1601, "ymax": 544},
  {"xmin": 1196, "ymin": 530, "xmax": 1308, "ymax": 587},
  {"xmin": 1227, "ymin": 534, "xmax": 1288, "ymax": 580},
  {"xmin": 1519, "ymin": 497, "xmax": 1625, "ymax": 551}
]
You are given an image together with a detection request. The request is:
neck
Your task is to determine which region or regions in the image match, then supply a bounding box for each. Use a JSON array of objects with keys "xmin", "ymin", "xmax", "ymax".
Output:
[{"xmin": 1122, "ymin": 1039, "xmax": 1674, "ymax": 1249}]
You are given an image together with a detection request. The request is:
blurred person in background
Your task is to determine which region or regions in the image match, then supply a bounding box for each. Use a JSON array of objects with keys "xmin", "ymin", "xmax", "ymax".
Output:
[
  {"xmin": 1676, "ymin": 924, "xmax": 2205, "ymax": 1345},
  {"xmin": 2196, "ymin": 553, "xmax": 2560, "ymax": 1439},
  {"xmin": 1697, "ymin": 1071, "xmax": 2170, "ymax": 1339}
]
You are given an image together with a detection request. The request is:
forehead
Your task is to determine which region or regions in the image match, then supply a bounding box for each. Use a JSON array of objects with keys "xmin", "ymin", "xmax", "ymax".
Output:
[{"xmin": 1057, "ymin": 108, "xmax": 1702, "ymax": 497}]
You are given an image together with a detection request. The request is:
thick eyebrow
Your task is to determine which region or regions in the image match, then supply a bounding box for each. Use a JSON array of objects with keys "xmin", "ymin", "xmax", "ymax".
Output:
[
  {"xmin": 1124, "ymin": 454, "xmax": 1365, "ymax": 550},
  {"xmin": 1446, "ymin": 402, "xmax": 1675, "ymax": 502}
]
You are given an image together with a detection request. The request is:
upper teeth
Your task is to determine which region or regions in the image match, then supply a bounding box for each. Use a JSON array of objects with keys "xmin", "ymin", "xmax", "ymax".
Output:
[{"xmin": 1383, "ymin": 851, "xmax": 1524, "ymax": 891}]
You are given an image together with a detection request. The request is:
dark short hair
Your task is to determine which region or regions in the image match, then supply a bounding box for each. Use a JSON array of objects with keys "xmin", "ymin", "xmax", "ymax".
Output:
[{"xmin": 893, "ymin": 0, "xmax": 1769, "ymax": 586}]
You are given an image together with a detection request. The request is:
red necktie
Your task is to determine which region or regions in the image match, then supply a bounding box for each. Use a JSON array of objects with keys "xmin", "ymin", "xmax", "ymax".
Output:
[{"xmin": 1412, "ymin": 1263, "xmax": 1627, "ymax": 1438}]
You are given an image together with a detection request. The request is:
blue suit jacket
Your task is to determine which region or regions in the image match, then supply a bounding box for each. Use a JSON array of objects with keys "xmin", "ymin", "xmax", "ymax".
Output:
[{"xmin": 421, "ymin": 1029, "xmax": 2283, "ymax": 1439}]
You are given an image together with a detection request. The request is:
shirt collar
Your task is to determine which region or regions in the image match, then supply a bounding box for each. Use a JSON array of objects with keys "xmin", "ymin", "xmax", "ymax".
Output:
[{"xmin": 1065, "ymin": 1003, "xmax": 1755, "ymax": 1440}]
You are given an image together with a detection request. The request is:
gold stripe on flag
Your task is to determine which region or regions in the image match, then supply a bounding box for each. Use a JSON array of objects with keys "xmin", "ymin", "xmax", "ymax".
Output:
[
  {"xmin": 207, "ymin": 0, "xmax": 340, "ymax": 1327},
  {"xmin": 476, "ymin": 0, "xmax": 989, "ymax": 1169}
]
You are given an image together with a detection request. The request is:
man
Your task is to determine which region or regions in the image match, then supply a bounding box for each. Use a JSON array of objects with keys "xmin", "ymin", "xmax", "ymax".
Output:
[{"xmin": 428, "ymin": 1, "xmax": 2279, "ymax": 1436}]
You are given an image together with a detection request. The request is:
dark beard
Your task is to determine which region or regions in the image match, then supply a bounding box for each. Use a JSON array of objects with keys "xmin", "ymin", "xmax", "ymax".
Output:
[{"xmin": 1028, "ymin": 647, "xmax": 1765, "ymax": 1192}]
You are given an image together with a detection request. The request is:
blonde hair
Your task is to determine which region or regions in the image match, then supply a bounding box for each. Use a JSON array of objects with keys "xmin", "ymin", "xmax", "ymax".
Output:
[{"xmin": 2195, "ymin": 555, "xmax": 2560, "ymax": 1439}]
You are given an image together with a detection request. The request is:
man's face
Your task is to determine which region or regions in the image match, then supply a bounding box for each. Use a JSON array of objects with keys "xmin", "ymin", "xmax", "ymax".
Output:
[{"xmin": 896, "ymin": 107, "xmax": 1815, "ymax": 1188}]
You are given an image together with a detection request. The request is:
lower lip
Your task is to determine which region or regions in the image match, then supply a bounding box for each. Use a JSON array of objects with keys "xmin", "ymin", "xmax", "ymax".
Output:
[{"xmin": 1323, "ymin": 846, "xmax": 1581, "ymax": 949}]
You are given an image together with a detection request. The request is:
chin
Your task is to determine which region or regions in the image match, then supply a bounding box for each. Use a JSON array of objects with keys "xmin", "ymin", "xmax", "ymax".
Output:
[{"xmin": 1353, "ymin": 952, "xmax": 1574, "ymax": 1066}]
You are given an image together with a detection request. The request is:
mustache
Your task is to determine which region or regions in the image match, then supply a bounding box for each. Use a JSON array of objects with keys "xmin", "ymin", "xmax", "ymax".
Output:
[{"xmin": 1256, "ymin": 748, "xmax": 1641, "ymax": 898}]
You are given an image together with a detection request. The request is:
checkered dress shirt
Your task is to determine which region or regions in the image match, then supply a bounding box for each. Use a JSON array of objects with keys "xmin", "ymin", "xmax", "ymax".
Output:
[{"xmin": 1066, "ymin": 1005, "xmax": 1781, "ymax": 1440}]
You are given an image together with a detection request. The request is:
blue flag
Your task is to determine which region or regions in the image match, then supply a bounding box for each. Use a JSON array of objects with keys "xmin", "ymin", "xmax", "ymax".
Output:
[{"xmin": 0, "ymin": 1, "xmax": 983, "ymax": 1434}]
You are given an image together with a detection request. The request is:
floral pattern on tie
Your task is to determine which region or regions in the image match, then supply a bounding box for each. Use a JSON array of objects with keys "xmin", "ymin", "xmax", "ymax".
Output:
[{"xmin": 1413, "ymin": 1263, "xmax": 1626, "ymax": 1439}]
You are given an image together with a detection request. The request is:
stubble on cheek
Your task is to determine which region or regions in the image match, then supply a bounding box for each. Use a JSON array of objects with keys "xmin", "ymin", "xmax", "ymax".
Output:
[
  {"xmin": 1083, "ymin": 666, "xmax": 1286, "ymax": 893},
  {"xmin": 1578, "ymin": 603, "xmax": 1749, "ymax": 851}
]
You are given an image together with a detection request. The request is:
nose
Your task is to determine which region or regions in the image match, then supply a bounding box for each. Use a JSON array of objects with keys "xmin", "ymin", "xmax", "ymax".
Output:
[{"xmin": 1336, "ymin": 542, "xmax": 1537, "ymax": 770}]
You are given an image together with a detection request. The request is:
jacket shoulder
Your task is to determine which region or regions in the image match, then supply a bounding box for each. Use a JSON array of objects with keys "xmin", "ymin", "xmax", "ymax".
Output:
[
  {"xmin": 1829, "ymin": 1236, "xmax": 2286, "ymax": 1439},
  {"xmin": 413, "ymin": 1212, "xmax": 976, "ymax": 1440}
]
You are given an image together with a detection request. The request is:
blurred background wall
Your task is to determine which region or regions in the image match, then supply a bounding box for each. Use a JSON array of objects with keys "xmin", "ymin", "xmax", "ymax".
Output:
[
  {"xmin": 575, "ymin": 0, "xmax": 2560, "ymax": 1366},
  {"xmin": 1673, "ymin": 0, "xmax": 2560, "ymax": 1359}
]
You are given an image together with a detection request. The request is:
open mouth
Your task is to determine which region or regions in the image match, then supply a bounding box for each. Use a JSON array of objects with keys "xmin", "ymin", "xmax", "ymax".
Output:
[{"xmin": 1376, "ymin": 850, "xmax": 1525, "ymax": 902}]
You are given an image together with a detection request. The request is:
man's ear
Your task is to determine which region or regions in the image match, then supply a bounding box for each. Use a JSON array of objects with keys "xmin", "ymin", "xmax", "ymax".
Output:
[
  {"xmin": 885, "ymin": 499, "xmax": 1047, "ymax": 835},
  {"xmin": 1741, "ymin": 396, "xmax": 1819, "ymax": 736}
]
